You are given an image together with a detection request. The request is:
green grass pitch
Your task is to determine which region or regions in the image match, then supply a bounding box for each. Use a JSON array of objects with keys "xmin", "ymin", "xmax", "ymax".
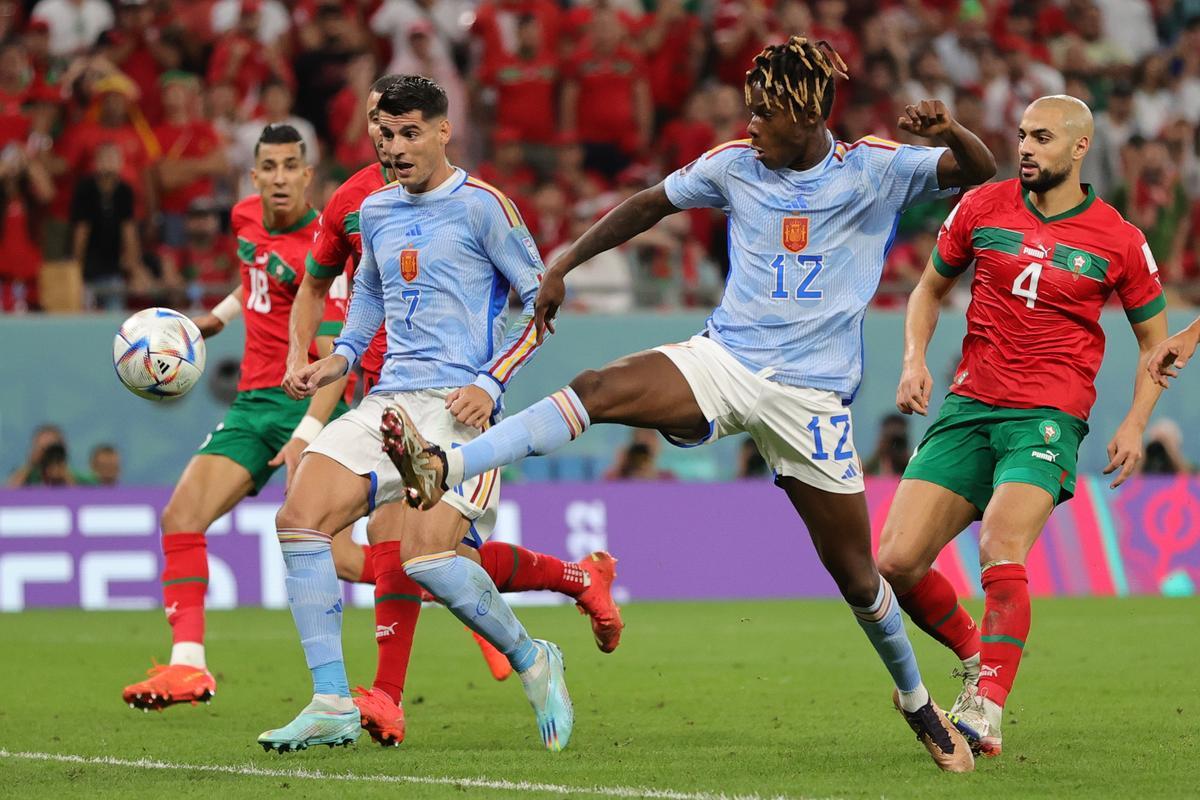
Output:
[{"xmin": 0, "ymin": 597, "xmax": 1194, "ymax": 799}]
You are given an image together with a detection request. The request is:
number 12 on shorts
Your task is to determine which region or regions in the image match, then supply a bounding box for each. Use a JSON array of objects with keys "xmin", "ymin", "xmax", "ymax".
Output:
[{"xmin": 807, "ymin": 413, "xmax": 853, "ymax": 461}]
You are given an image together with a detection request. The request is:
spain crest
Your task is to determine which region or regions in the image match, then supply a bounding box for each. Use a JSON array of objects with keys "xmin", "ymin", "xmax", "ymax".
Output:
[
  {"xmin": 782, "ymin": 216, "xmax": 809, "ymax": 253},
  {"xmin": 400, "ymin": 249, "xmax": 419, "ymax": 281}
]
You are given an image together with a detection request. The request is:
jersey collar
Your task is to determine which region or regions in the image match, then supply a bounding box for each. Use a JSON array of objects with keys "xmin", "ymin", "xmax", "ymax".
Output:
[
  {"xmin": 779, "ymin": 132, "xmax": 835, "ymax": 181},
  {"xmin": 1022, "ymin": 183, "xmax": 1096, "ymax": 223},
  {"xmin": 399, "ymin": 166, "xmax": 466, "ymax": 202},
  {"xmin": 264, "ymin": 207, "xmax": 318, "ymax": 235}
]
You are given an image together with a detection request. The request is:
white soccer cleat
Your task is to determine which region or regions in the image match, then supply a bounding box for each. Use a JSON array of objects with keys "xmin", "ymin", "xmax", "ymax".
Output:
[{"xmin": 948, "ymin": 683, "xmax": 1003, "ymax": 757}]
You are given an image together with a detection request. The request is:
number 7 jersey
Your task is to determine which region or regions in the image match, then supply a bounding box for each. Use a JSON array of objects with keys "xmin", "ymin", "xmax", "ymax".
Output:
[{"xmin": 933, "ymin": 179, "xmax": 1165, "ymax": 420}]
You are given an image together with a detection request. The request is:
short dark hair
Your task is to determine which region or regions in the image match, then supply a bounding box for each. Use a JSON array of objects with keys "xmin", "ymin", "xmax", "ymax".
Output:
[
  {"xmin": 376, "ymin": 75, "xmax": 448, "ymax": 120},
  {"xmin": 370, "ymin": 73, "xmax": 404, "ymax": 95},
  {"xmin": 255, "ymin": 123, "xmax": 306, "ymax": 159}
]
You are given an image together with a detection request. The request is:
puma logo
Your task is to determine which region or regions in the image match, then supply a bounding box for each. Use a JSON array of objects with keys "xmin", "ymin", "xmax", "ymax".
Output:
[
  {"xmin": 376, "ymin": 622, "xmax": 399, "ymax": 639},
  {"xmin": 164, "ymin": 601, "xmax": 178, "ymax": 618},
  {"xmin": 980, "ymin": 664, "xmax": 1002, "ymax": 678}
]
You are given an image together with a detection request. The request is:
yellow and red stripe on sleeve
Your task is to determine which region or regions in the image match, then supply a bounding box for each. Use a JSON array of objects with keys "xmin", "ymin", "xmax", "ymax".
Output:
[
  {"xmin": 488, "ymin": 318, "xmax": 538, "ymax": 385},
  {"xmin": 464, "ymin": 177, "xmax": 523, "ymax": 228}
]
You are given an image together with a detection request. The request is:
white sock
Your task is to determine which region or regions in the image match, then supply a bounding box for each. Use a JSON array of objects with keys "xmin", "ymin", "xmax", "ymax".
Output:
[
  {"xmin": 517, "ymin": 644, "xmax": 548, "ymax": 684},
  {"xmin": 961, "ymin": 653, "xmax": 981, "ymax": 684},
  {"xmin": 897, "ymin": 683, "xmax": 931, "ymax": 713},
  {"xmin": 309, "ymin": 693, "xmax": 356, "ymax": 713},
  {"xmin": 445, "ymin": 447, "xmax": 465, "ymax": 487},
  {"xmin": 169, "ymin": 641, "xmax": 205, "ymax": 668}
]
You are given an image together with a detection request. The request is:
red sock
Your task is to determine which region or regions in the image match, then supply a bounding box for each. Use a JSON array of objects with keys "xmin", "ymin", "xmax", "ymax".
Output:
[
  {"xmin": 977, "ymin": 563, "xmax": 1030, "ymax": 707},
  {"xmin": 896, "ymin": 568, "xmax": 980, "ymax": 660},
  {"xmin": 358, "ymin": 545, "xmax": 375, "ymax": 584},
  {"xmin": 161, "ymin": 532, "xmax": 207, "ymax": 645},
  {"xmin": 478, "ymin": 542, "xmax": 587, "ymax": 597},
  {"xmin": 372, "ymin": 541, "xmax": 421, "ymax": 704}
]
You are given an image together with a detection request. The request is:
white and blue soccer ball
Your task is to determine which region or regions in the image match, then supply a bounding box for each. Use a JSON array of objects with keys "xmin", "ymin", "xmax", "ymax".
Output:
[{"xmin": 112, "ymin": 307, "xmax": 206, "ymax": 401}]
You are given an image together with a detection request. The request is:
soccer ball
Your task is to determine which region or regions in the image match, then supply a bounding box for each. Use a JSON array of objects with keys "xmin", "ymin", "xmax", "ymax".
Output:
[{"xmin": 112, "ymin": 307, "xmax": 206, "ymax": 401}]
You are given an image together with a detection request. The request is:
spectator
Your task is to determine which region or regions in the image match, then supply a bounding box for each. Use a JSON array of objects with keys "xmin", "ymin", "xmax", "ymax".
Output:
[
  {"xmin": 0, "ymin": 140, "xmax": 55, "ymax": 311},
  {"xmin": 293, "ymin": 0, "xmax": 370, "ymax": 145},
  {"xmin": 547, "ymin": 209, "xmax": 635, "ymax": 313},
  {"xmin": 7, "ymin": 423, "xmax": 64, "ymax": 486},
  {"xmin": 1093, "ymin": 0, "xmax": 1158, "ymax": 64},
  {"xmin": 904, "ymin": 51, "xmax": 955, "ymax": 111},
  {"xmin": 373, "ymin": 0, "xmax": 469, "ymax": 71},
  {"xmin": 211, "ymin": 0, "xmax": 291, "ymax": 46},
  {"xmin": 737, "ymin": 437, "xmax": 769, "ymax": 478},
  {"xmin": 479, "ymin": 14, "xmax": 559, "ymax": 154},
  {"xmin": 206, "ymin": 1, "xmax": 293, "ymax": 104},
  {"xmin": 1089, "ymin": 81, "xmax": 1137, "ymax": 196},
  {"xmin": 104, "ymin": 0, "xmax": 175, "ymax": 125},
  {"xmin": 326, "ymin": 51, "xmax": 379, "ymax": 174},
  {"xmin": 83, "ymin": 443, "xmax": 121, "ymax": 486},
  {"xmin": 712, "ymin": 0, "xmax": 777, "ymax": 88},
  {"xmin": 642, "ymin": 0, "xmax": 703, "ymax": 120},
  {"xmin": 524, "ymin": 181, "xmax": 569, "ymax": 256},
  {"xmin": 153, "ymin": 72, "xmax": 226, "ymax": 248},
  {"xmin": 1111, "ymin": 139, "xmax": 1190, "ymax": 273},
  {"xmin": 389, "ymin": 20, "xmax": 468, "ymax": 150},
  {"xmin": 1131, "ymin": 53, "xmax": 1175, "ymax": 139},
  {"xmin": 477, "ymin": 128, "xmax": 537, "ymax": 204},
  {"xmin": 471, "ymin": 0, "xmax": 560, "ymax": 66},
  {"xmin": 71, "ymin": 142, "xmax": 151, "ymax": 309},
  {"xmin": 811, "ymin": 0, "xmax": 861, "ymax": 76},
  {"xmin": 560, "ymin": 8, "xmax": 652, "ymax": 177},
  {"xmin": 550, "ymin": 130, "xmax": 609, "ymax": 214},
  {"xmin": 30, "ymin": 0, "xmax": 114, "ymax": 59},
  {"xmin": 232, "ymin": 80, "xmax": 320, "ymax": 198},
  {"xmin": 159, "ymin": 196, "xmax": 237, "ymax": 309},
  {"xmin": 862, "ymin": 413, "xmax": 911, "ymax": 477},
  {"xmin": 33, "ymin": 442, "xmax": 74, "ymax": 486},
  {"xmin": 603, "ymin": 429, "xmax": 675, "ymax": 480},
  {"xmin": 1141, "ymin": 419, "xmax": 1193, "ymax": 475}
]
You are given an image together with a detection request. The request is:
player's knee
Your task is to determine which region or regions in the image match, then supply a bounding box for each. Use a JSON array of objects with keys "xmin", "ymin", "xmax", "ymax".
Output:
[
  {"xmin": 876, "ymin": 548, "xmax": 923, "ymax": 594},
  {"xmin": 837, "ymin": 575, "xmax": 881, "ymax": 609},
  {"xmin": 977, "ymin": 529, "xmax": 1027, "ymax": 567},
  {"xmin": 275, "ymin": 500, "xmax": 319, "ymax": 538},
  {"xmin": 160, "ymin": 499, "xmax": 201, "ymax": 536},
  {"xmin": 568, "ymin": 369, "xmax": 607, "ymax": 416}
]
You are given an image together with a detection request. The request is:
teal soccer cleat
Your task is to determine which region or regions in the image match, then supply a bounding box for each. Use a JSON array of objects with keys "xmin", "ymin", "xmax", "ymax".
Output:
[
  {"xmin": 257, "ymin": 698, "xmax": 361, "ymax": 753},
  {"xmin": 519, "ymin": 640, "xmax": 574, "ymax": 752}
]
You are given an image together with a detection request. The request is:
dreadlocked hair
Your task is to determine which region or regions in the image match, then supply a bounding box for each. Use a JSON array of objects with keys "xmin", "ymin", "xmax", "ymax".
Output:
[{"xmin": 745, "ymin": 36, "xmax": 850, "ymax": 122}]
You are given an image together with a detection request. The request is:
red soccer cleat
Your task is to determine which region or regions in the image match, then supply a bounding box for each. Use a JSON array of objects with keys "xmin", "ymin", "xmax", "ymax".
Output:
[
  {"xmin": 575, "ymin": 551, "xmax": 624, "ymax": 653},
  {"xmin": 470, "ymin": 628, "xmax": 513, "ymax": 681},
  {"xmin": 122, "ymin": 662, "xmax": 215, "ymax": 711},
  {"xmin": 353, "ymin": 686, "xmax": 406, "ymax": 746}
]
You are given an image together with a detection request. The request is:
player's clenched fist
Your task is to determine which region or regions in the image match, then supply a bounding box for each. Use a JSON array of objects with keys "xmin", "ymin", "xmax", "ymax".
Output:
[
  {"xmin": 446, "ymin": 384, "xmax": 494, "ymax": 430},
  {"xmin": 895, "ymin": 360, "xmax": 933, "ymax": 416},
  {"xmin": 898, "ymin": 100, "xmax": 955, "ymax": 138},
  {"xmin": 284, "ymin": 355, "xmax": 348, "ymax": 399}
]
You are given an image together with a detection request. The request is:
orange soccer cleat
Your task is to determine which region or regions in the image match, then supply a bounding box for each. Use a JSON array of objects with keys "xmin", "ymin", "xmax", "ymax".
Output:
[
  {"xmin": 353, "ymin": 686, "xmax": 406, "ymax": 746},
  {"xmin": 122, "ymin": 662, "xmax": 216, "ymax": 711},
  {"xmin": 470, "ymin": 629, "xmax": 513, "ymax": 681},
  {"xmin": 574, "ymin": 551, "xmax": 624, "ymax": 653}
]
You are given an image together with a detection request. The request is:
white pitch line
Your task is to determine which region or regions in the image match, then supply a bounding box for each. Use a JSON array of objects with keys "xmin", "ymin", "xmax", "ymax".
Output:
[{"xmin": 0, "ymin": 749, "xmax": 824, "ymax": 800}]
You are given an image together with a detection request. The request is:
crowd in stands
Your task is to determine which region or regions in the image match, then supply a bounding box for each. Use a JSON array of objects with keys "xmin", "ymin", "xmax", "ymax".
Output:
[{"xmin": 2, "ymin": 0, "xmax": 1200, "ymax": 315}]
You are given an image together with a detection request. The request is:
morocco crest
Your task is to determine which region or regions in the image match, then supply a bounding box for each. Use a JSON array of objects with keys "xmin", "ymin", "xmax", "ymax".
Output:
[
  {"xmin": 400, "ymin": 249, "xmax": 419, "ymax": 281},
  {"xmin": 782, "ymin": 217, "xmax": 809, "ymax": 253}
]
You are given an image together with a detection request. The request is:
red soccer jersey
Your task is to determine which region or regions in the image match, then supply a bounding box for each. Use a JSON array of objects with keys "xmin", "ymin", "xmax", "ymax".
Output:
[
  {"xmin": 933, "ymin": 180, "xmax": 1166, "ymax": 421},
  {"xmin": 305, "ymin": 162, "xmax": 389, "ymax": 378},
  {"xmin": 232, "ymin": 195, "xmax": 340, "ymax": 391}
]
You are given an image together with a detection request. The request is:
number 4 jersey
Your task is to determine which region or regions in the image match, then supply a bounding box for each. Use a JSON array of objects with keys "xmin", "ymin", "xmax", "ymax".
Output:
[
  {"xmin": 231, "ymin": 195, "xmax": 344, "ymax": 391},
  {"xmin": 664, "ymin": 136, "xmax": 953, "ymax": 401},
  {"xmin": 933, "ymin": 179, "xmax": 1165, "ymax": 420}
]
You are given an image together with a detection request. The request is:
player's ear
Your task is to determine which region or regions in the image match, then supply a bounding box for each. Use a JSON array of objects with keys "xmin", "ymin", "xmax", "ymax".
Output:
[
  {"xmin": 1073, "ymin": 135, "xmax": 1090, "ymax": 162},
  {"xmin": 439, "ymin": 118, "xmax": 451, "ymax": 145}
]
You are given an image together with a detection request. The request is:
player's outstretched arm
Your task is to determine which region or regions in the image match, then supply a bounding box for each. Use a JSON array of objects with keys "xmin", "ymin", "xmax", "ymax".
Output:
[
  {"xmin": 536, "ymin": 185, "xmax": 679, "ymax": 338},
  {"xmin": 897, "ymin": 100, "xmax": 996, "ymax": 188},
  {"xmin": 282, "ymin": 273, "xmax": 336, "ymax": 399},
  {"xmin": 193, "ymin": 286, "xmax": 244, "ymax": 338},
  {"xmin": 897, "ymin": 258, "xmax": 959, "ymax": 416},
  {"xmin": 1147, "ymin": 316, "xmax": 1200, "ymax": 388},
  {"xmin": 1105, "ymin": 313, "xmax": 1170, "ymax": 488}
]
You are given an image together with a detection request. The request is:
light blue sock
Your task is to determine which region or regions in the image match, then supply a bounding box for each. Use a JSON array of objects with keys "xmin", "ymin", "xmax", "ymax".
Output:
[
  {"xmin": 406, "ymin": 553, "xmax": 538, "ymax": 672},
  {"xmin": 278, "ymin": 529, "xmax": 349, "ymax": 697},
  {"xmin": 450, "ymin": 387, "xmax": 590, "ymax": 484},
  {"xmin": 851, "ymin": 579, "xmax": 929, "ymax": 710}
]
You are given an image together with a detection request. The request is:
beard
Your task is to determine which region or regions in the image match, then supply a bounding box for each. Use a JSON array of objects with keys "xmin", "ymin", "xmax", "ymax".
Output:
[{"xmin": 1019, "ymin": 162, "xmax": 1071, "ymax": 193}]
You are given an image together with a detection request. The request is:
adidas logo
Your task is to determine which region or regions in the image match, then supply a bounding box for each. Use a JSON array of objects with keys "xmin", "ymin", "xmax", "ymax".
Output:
[
  {"xmin": 841, "ymin": 463, "xmax": 859, "ymax": 480},
  {"xmin": 404, "ymin": 223, "xmax": 423, "ymax": 237},
  {"xmin": 376, "ymin": 622, "xmax": 399, "ymax": 639},
  {"xmin": 325, "ymin": 599, "xmax": 343, "ymax": 615}
]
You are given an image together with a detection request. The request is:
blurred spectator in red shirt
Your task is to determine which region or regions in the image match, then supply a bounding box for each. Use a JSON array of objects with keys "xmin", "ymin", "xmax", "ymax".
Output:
[
  {"xmin": 712, "ymin": 0, "xmax": 776, "ymax": 88},
  {"xmin": 327, "ymin": 51, "xmax": 379, "ymax": 173},
  {"xmin": 372, "ymin": 0, "xmax": 470, "ymax": 71},
  {"xmin": 0, "ymin": 143, "xmax": 54, "ymax": 311},
  {"xmin": 658, "ymin": 90, "xmax": 715, "ymax": 171},
  {"xmin": 524, "ymin": 182, "xmax": 569, "ymax": 257},
  {"xmin": 211, "ymin": 0, "xmax": 292, "ymax": 47},
  {"xmin": 207, "ymin": 1, "xmax": 294, "ymax": 104},
  {"xmin": 294, "ymin": 0, "xmax": 372, "ymax": 145},
  {"xmin": 810, "ymin": 0, "xmax": 861, "ymax": 75},
  {"xmin": 472, "ymin": 0, "xmax": 560, "ymax": 63},
  {"xmin": 642, "ymin": 0, "xmax": 704, "ymax": 120},
  {"xmin": 21, "ymin": 19, "xmax": 60, "ymax": 89},
  {"xmin": 708, "ymin": 83, "xmax": 748, "ymax": 144},
  {"xmin": 0, "ymin": 40, "xmax": 32, "ymax": 149},
  {"xmin": 153, "ymin": 72, "xmax": 226, "ymax": 248},
  {"xmin": 480, "ymin": 14, "xmax": 558, "ymax": 148},
  {"xmin": 550, "ymin": 130, "xmax": 609, "ymax": 213},
  {"xmin": 477, "ymin": 127, "xmax": 537, "ymax": 204},
  {"xmin": 561, "ymin": 8, "xmax": 651, "ymax": 177},
  {"xmin": 560, "ymin": 0, "xmax": 645, "ymax": 46},
  {"xmin": 390, "ymin": 20, "xmax": 468, "ymax": 156},
  {"xmin": 159, "ymin": 197, "xmax": 237, "ymax": 310},
  {"xmin": 104, "ymin": 0, "xmax": 175, "ymax": 125}
]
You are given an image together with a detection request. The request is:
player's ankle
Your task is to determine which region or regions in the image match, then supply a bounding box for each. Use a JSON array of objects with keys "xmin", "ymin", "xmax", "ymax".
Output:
[
  {"xmin": 169, "ymin": 641, "xmax": 206, "ymax": 668},
  {"xmin": 897, "ymin": 683, "xmax": 931, "ymax": 713}
]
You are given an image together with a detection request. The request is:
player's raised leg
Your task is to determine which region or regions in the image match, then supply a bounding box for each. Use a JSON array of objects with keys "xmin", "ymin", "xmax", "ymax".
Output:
[
  {"xmin": 948, "ymin": 482, "xmax": 1053, "ymax": 757},
  {"xmin": 395, "ymin": 498, "xmax": 575, "ymax": 751},
  {"xmin": 258, "ymin": 452, "xmax": 370, "ymax": 752},
  {"xmin": 877, "ymin": 480, "xmax": 983, "ymax": 683},
  {"xmin": 122, "ymin": 453, "xmax": 252, "ymax": 710},
  {"xmin": 777, "ymin": 479, "xmax": 973, "ymax": 773}
]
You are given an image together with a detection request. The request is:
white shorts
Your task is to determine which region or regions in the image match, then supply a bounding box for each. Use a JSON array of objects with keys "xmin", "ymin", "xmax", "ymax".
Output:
[
  {"xmin": 304, "ymin": 390, "xmax": 500, "ymax": 544},
  {"xmin": 654, "ymin": 335, "xmax": 865, "ymax": 493}
]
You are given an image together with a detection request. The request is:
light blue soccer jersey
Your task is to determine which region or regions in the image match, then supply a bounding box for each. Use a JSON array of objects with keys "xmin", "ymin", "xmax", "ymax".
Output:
[
  {"xmin": 664, "ymin": 135, "xmax": 953, "ymax": 400},
  {"xmin": 332, "ymin": 167, "xmax": 544, "ymax": 402}
]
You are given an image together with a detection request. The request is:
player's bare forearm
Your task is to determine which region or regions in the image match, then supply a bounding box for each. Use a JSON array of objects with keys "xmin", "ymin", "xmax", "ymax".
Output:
[
  {"xmin": 1124, "ymin": 314, "xmax": 1169, "ymax": 428},
  {"xmin": 288, "ymin": 275, "xmax": 333, "ymax": 370},
  {"xmin": 904, "ymin": 261, "xmax": 956, "ymax": 365},
  {"xmin": 552, "ymin": 185, "xmax": 678, "ymax": 276},
  {"xmin": 934, "ymin": 120, "xmax": 996, "ymax": 189}
]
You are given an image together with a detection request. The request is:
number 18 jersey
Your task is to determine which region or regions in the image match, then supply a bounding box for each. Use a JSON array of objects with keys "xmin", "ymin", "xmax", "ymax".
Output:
[
  {"xmin": 664, "ymin": 135, "xmax": 952, "ymax": 400},
  {"xmin": 933, "ymin": 179, "xmax": 1165, "ymax": 421}
]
